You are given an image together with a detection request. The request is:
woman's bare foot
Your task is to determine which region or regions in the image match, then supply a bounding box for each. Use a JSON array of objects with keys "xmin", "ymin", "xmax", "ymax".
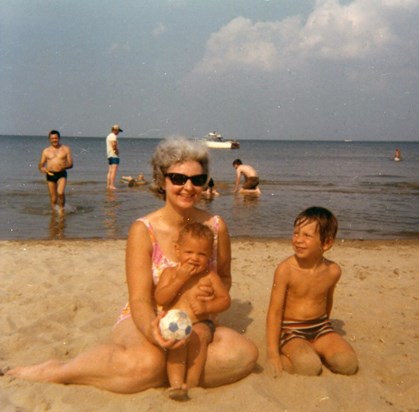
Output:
[{"xmin": 5, "ymin": 360, "xmax": 65, "ymax": 383}]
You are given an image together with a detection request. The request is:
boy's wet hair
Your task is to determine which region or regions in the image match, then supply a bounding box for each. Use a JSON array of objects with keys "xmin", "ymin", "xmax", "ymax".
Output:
[
  {"xmin": 178, "ymin": 222, "xmax": 214, "ymax": 247},
  {"xmin": 294, "ymin": 206, "xmax": 338, "ymax": 244}
]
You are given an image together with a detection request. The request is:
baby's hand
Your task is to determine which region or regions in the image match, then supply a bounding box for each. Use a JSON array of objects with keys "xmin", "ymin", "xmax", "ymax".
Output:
[
  {"xmin": 190, "ymin": 299, "xmax": 206, "ymax": 316},
  {"xmin": 177, "ymin": 261, "xmax": 201, "ymax": 279}
]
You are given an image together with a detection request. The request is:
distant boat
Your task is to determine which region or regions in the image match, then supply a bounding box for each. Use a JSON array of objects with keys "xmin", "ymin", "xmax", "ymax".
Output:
[{"xmin": 204, "ymin": 132, "xmax": 240, "ymax": 149}]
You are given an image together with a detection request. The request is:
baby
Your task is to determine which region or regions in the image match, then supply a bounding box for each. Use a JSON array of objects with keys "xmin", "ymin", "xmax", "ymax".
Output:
[{"xmin": 155, "ymin": 222, "xmax": 231, "ymax": 400}]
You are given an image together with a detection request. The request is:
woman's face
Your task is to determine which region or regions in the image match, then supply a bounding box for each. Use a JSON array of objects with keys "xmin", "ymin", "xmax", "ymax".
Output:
[{"xmin": 164, "ymin": 160, "xmax": 206, "ymax": 209}]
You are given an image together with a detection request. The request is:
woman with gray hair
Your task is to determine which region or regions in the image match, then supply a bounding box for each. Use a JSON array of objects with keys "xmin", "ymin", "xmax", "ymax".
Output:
[{"xmin": 7, "ymin": 137, "xmax": 258, "ymax": 394}]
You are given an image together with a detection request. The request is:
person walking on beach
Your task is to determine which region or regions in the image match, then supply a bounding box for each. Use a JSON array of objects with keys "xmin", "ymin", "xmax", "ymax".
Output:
[
  {"xmin": 155, "ymin": 222, "xmax": 231, "ymax": 401},
  {"xmin": 266, "ymin": 206, "xmax": 358, "ymax": 377},
  {"xmin": 7, "ymin": 137, "xmax": 258, "ymax": 394},
  {"xmin": 106, "ymin": 124, "xmax": 122, "ymax": 189},
  {"xmin": 232, "ymin": 159, "xmax": 260, "ymax": 195},
  {"xmin": 38, "ymin": 130, "xmax": 73, "ymax": 213}
]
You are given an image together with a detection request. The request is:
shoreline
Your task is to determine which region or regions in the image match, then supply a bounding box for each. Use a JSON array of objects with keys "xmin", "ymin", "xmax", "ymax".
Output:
[
  {"xmin": 1, "ymin": 238, "xmax": 418, "ymax": 411},
  {"xmin": 1, "ymin": 237, "xmax": 418, "ymax": 244}
]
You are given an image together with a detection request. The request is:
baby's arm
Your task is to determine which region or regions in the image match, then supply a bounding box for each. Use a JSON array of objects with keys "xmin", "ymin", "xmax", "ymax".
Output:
[
  {"xmin": 266, "ymin": 260, "xmax": 289, "ymax": 377},
  {"xmin": 155, "ymin": 265, "xmax": 193, "ymax": 307},
  {"xmin": 190, "ymin": 271, "xmax": 231, "ymax": 315}
]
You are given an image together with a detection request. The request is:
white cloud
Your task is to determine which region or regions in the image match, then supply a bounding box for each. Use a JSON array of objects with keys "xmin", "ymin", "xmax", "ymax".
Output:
[
  {"xmin": 193, "ymin": 0, "xmax": 419, "ymax": 74},
  {"xmin": 106, "ymin": 42, "xmax": 131, "ymax": 56},
  {"xmin": 152, "ymin": 22, "xmax": 167, "ymax": 37}
]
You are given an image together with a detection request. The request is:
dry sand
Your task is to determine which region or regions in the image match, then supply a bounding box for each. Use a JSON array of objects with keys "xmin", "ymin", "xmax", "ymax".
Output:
[{"xmin": 0, "ymin": 239, "xmax": 418, "ymax": 412}]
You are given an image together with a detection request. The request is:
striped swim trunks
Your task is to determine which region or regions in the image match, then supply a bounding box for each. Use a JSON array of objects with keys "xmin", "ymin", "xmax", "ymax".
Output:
[{"xmin": 280, "ymin": 314, "xmax": 335, "ymax": 347}]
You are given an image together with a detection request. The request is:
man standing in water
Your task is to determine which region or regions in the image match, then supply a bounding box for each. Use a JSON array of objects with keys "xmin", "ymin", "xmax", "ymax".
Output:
[
  {"xmin": 106, "ymin": 124, "xmax": 123, "ymax": 189},
  {"xmin": 38, "ymin": 130, "xmax": 73, "ymax": 213}
]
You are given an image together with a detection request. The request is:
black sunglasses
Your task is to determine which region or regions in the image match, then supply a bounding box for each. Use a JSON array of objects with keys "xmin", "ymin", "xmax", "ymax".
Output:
[{"xmin": 164, "ymin": 173, "xmax": 208, "ymax": 187}]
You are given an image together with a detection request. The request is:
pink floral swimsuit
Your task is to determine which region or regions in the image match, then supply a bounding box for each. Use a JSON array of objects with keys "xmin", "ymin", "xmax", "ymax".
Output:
[{"xmin": 116, "ymin": 216, "xmax": 220, "ymax": 324}]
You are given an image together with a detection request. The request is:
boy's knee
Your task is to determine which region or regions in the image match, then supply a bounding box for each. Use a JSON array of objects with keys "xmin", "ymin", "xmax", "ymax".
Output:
[
  {"xmin": 327, "ymin": 352, "xmax": 358, "ymax": 375},
  {"xmin": 292, "ymin": 353, "xmax": 322, "ymax": 376}
]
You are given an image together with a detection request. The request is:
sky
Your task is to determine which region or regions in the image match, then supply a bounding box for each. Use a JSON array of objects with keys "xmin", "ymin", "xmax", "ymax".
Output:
[{"xmin": 1, "ymin": 0, "xmax": 418, "ymax": 141}]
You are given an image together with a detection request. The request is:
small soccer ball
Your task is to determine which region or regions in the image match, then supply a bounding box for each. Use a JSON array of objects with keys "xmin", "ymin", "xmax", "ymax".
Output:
[{"xmin": 159, "ymin": 309, "xmax": 193, "ymax": 341}]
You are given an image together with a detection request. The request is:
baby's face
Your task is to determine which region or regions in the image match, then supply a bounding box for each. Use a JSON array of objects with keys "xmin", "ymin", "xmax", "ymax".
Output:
[{"xmin": 178, "ymin": 235, "xmax": 213, "ymax": 272}]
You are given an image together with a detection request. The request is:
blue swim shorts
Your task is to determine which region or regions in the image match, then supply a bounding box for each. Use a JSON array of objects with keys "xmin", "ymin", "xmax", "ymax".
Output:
[{"xmin": 108, "ymin": 157, "xmax": 120, "ymax": 165}]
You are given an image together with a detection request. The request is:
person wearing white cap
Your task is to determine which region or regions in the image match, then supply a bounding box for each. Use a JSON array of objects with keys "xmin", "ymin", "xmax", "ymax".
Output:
[{"xmin": 106, "ymin": 124, "xmax": 123, "ymax": 189}]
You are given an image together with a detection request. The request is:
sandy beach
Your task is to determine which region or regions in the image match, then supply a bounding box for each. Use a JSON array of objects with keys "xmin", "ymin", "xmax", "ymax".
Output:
[{"xmin": 1, "ymin": 238, "xmax": 418, "ymax": 411}]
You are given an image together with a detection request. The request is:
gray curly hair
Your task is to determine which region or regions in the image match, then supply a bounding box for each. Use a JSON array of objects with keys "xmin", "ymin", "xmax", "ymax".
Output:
[{"xmin": 150, "ymin": 137, "xmax": 210, "ymax": 199}]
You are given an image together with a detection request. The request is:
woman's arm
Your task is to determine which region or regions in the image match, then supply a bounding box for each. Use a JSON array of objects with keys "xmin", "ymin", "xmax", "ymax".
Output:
[
  {"xmin": 200, "ymin": 272, "xmax": 231, "ymax": 314},
  {"xmin": 125, "ymin": 220, "xmax": 159, "ymax": 344},
  {"xmin": 216, "ymin": 217, "xmax": 232, "ymax": 291},
  {"xmin": 266, "ymin": 262, "xmax": 288, "ymax": 374}
]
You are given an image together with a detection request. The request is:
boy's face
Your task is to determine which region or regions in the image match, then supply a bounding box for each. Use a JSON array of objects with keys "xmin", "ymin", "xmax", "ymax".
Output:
[
  {"xmin": 292, "ymin": 220, "xmax": 332, "ymax": 259},
  {"xmin": 176, "ymin": 234, "xmax": 213, "ymax": 273}
]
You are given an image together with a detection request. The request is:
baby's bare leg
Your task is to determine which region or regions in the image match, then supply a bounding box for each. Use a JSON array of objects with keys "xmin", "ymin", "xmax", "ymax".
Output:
[
  {"xmin": 314, "ymin": 332, "xmax": 358, "ymax": 375},
  {"xmin": 281, "ymin": 338, "xmax": 322, "ymax": 376},
  {"xmin": 6, "ymin": 318, "xmax": 166, "ymax": 393},
  {"xmin": 167, "ymin": 345, "xmax": 187, "ymax": 389},
  {"xmin": 186, "ymin": 323, "xmax": 212, "ymax": 388}
]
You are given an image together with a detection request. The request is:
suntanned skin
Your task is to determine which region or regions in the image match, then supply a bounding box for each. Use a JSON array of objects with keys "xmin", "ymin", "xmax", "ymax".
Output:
[
  {"xmin": 38, "ymin": 132, "xmax": 73, "ymax": 212},
  {"xmin": 106, "ymin": 127, "xmax": 120, "ymax": 190},
  {"xmin": 266, "ymin": 220, "xmax": 358, "ymax": 377},
  {"xmin": 6, "ymin": 159, "xmax": 258, "ymax": 394},
  {"xmin": 155, "ymin": 231, "xmax": 231, "ymax": 400},
  {"xmin": 233, "ymin": 163, "xmax": 261, "ymax": 195}
]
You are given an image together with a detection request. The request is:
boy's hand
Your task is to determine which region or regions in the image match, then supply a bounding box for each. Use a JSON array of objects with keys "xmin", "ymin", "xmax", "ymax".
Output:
[{"xmin": 266, "ymin": 356, "xmax": 283, "ymax": 379}]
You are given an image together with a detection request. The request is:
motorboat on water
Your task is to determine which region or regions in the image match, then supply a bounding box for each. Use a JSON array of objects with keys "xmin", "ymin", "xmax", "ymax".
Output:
[{"xmin": 204, "ymin": 132, "xmax": 240, "ymax": 149}]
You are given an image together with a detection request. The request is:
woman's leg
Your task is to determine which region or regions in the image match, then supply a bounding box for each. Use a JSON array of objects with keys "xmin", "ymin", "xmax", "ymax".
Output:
[
  {"xmin": 200, "ymin": 326, "xmax": 258, "ymax": 387},
  {"xmin": 6, "ymin": 318, "xmax": 166, "ymax": 394}
]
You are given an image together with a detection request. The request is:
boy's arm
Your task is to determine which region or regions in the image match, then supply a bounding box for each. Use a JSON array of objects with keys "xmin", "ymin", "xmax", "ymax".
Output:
[
  {"xmin": 326, "ymin": 263, "xmax": 341, "ymax": 317},
  {"xmin": 199, "ymin": 272, "xmax": 231, "ymax": 314},
  {"xmin": 266, "ymin": 261, "xmax": 289, "ymax": 375}
]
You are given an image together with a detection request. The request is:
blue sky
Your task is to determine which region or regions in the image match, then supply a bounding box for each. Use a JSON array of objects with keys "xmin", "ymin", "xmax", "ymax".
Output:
[{"xmin": 1, "ymin": 0, "xmax": 418, "ymax": 140}]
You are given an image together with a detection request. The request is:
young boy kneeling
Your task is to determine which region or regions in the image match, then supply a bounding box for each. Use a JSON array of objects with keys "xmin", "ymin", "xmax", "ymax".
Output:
[{"xmin": 266, "ymin": 206, "xmax": 358, "ymax": 376}]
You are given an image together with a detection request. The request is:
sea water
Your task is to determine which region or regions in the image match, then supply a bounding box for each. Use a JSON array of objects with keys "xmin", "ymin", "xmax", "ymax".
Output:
[{"xmin": 1, "ymin": 135, "xmax": 418, "ymax": 240}]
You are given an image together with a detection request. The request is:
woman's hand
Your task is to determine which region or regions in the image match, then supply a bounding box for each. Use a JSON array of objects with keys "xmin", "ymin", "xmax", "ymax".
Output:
[
  {"xmin": 195, "ymin": 278, "xmax": 215, "ymax": 302},
  {"xmin": 151, "ymin": 312, "xmax": 189, "ymax": 351}
]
